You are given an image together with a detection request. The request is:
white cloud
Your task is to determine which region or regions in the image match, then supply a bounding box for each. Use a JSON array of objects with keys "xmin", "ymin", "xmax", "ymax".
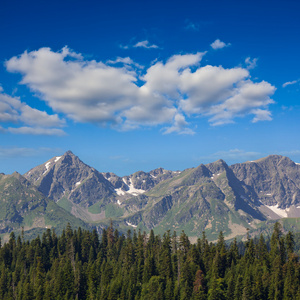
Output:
[
  {"xmin": 200, "ymin": 149, "xmax": 261, "ymax": 162},
  {"xmin": 7, "ymin": 126, "xmax": 66, "ymax": 136},
  {"xmin": 245, "ymin": 57, "xmax": 258, "ymax": 69},
  {"xmin": 278, "ymin": 150, "xmax": 300, "ymax": 157},
  {"xmin": 6, "ymin": 46, "xmax": 276, "ymax": 134},
  {"xmin": 20, "ymin": 105, "xmax": 64, "ymax": 127},
  {"xmin": 142, "ymin": 52, "xmax": 206, "ymax": 99},
  {"xmin": 6, "ymin": 47, "xmax": 139, "ymax": 125},
  {"xmin": 205, "ymin": 80, "xmax": 275, "ymax": 125},
  {"xmin": 133, "ymin": 40, "xmax": 159, "ymax": 49},
  {"xmin": 163, "ymin": 114, "xmax": 195, "ymax": 135},
  {"xmin": 210, "ymin": 39, "xmax": 231, "ymax": 50},
  {"xmin": 282, "ymin": 80, "xmax": 298, "ymax": 88},
  {"xmin": 179, "ymin": 66, "xmax": 249, "ymax": 114},
  {"xmin": 0, "ymin": 87, "xmax": 65, "ymax": 135},
  {"xmin": 251, "ymin": 108, "xmax": 272, "ymax": 123},
  {"xmin": 107, "ymin": 57, "xmax": 143, "ymax": 69},
  {"xmin": 119, "ymin": 44, "xmax": 129, "ymax": 50},
  {"xmin": 0, "ymin": 147, "xmax": 61, "ymax": 158}
]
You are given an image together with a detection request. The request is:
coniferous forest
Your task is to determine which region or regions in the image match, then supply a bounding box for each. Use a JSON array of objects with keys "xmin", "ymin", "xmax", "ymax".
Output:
[{"xmin": 0, "ymin": 223, "xmax": 299, "ymax": 300}]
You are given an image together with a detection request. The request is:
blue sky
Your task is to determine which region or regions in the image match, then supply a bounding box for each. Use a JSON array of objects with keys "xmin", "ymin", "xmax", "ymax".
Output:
[{"xmin": 0, "ymin": 0, "xmax": 299, "ymax": 176}]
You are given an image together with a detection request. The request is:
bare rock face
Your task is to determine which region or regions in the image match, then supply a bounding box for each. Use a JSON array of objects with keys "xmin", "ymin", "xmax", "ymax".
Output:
[
  {"xmin": 24, "ymin": 151, "xmax": 115, "ymax": 208},
  {"xmin": 230, "ymin": 155, "xmax": 300, "ymax": 208}
]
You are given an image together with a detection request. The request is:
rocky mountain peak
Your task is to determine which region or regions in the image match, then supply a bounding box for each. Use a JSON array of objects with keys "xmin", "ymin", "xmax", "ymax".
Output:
[
  {"xmin": 206, "ymin": 159, "xmax": 229, "ymax": 176},
  {"xmin": 65, "ymin": 150, "xmax": 74, "ymax": 155},
  {"xmin": 24, "ymin": 151, "xmax": 114, "ymax": 207},
  {"xmin": 149, "ymin": 167, "xmax": 166, "ymax": 176}
]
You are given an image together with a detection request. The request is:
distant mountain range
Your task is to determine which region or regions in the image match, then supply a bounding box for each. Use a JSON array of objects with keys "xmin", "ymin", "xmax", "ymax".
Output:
[{"xmin": 1, "ymin": 150, "xmax": 300, "ymax": 241}]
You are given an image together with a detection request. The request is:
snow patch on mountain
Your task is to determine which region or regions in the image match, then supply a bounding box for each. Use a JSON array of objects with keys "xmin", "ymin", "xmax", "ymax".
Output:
[
  {"xmin": 211, "ymin": 173, "xmax": 221, "ymax": 179},
  {"xmin": 43, "ymin": 161, "xmax": 51, "ymax": 174},
  {"xmin": 266, "ymin": 204, "xmax": 288, "ymax": 218},
  {"xmin": 55, "ymin": 156, "xmax": 62, "ymax": 163},
  {"xmin": 115, "ymin": 188, "xmax": 125, "ymax": 196},
  {"xmin": 127, "ymin": 178, "xmax": 145, "ymax": 195},
  {"xmin": 126, "ymin": 221, "xmax": 137, "ymax": 228},
  {"xmin": 121, "ymin": 178, "xmax": 145, "ymax": 196}
]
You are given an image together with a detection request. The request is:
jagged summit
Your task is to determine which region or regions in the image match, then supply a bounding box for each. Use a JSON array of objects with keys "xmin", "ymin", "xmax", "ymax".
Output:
[
  {"xmin": 206, "ymin": 159, "xmax": 229, "ymax": 175},
  {"xmin": 65, "ymin": 150, "xmax": 74, "ymax": 155},
  {"xmin": 24, "ymin": 151, "xmax": 113, "ymax": 208}
]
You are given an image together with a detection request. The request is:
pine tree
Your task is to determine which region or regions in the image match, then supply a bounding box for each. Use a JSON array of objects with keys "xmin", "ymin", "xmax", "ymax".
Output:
[
  {"xmin": 192, "ymin": 270, "xmax": 206, "ymax": 300},
  {"xmin": 207, "ymin": 277, "xmax": 226, "ymax": 300},
  {"xmin": 234, "ymin": 274, "xmax": 243, "ymax": 300},
  {"xmin": 286, "ymin": 231, "xmax": 295, "ymax": 255},
  {"xmin": 158, "ymin": 231, "xmax": 172, "ymax": 279}
]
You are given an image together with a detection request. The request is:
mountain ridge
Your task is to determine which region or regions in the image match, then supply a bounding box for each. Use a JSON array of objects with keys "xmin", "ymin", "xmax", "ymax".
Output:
[{"xmin": 1, "ymin": 151, "xmax": 300, "ymax": 241}]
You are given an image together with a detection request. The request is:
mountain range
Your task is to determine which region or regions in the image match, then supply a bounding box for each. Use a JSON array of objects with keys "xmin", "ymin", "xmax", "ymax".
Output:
[{"xmin": 1, "ymin": 150, "xmax": 300, "ymax": 242}]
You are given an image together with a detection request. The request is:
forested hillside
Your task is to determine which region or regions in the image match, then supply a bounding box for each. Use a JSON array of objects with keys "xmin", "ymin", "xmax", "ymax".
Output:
[{"xmin": 0, "ymin": 223, "xmax": 299, "ymax": 299}]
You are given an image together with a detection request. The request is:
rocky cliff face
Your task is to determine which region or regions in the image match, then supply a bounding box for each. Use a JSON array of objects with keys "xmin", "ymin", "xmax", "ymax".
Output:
[
  {"xmin": 229, "ymin": 155, "xmax": 300, "ymax": 220},
  {"xmin": 25, "ymin": 151, "xmax": 116, "ymax": 208},
  {"xmin": 230, "ymin": 155, "xmax": 300, "ymax": 208}
]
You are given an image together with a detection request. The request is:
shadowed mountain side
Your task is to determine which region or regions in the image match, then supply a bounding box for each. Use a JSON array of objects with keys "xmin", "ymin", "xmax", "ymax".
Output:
[{"xmin": 230, "ymin": 155, "xmax": 300, "ymax": 208}]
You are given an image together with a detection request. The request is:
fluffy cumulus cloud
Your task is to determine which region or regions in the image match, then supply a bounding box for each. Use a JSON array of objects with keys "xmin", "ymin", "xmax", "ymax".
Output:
[
  {"xmin": 0, "ymin": 87, "xmax": 65, "ymax": 135},
  {"xmin": 210, "ymin": 39, "xmax": 231, "ymax": 50},
  {"xmin": 6, "ymin": 46, "xmax": 276, "ymax": 134},
  {"xmin": 163, "ymin": 114, "xmax": 195, "ymax": 135},
  {"xmin": 6, "ymin": 47, "xmax": 139, "ymax": 125},
  {"xmin": 205, "ymin": 80, "xmax": 275, "ymax": 125}
]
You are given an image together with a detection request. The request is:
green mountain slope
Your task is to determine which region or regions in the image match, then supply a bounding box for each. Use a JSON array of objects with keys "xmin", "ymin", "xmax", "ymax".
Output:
[
  {"xmin": 0, "ymin": 172, "xmax": 88, "ymax": 242},
  {"xmin": 110, "ymin": 162, "xmax": 264, "ymax": 240}
]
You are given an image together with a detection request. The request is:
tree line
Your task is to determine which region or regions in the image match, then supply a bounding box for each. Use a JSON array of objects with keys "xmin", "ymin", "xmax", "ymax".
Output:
[{"xmin": 0, "ymin": 222, "xmax": 299, "ymax": 299}]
